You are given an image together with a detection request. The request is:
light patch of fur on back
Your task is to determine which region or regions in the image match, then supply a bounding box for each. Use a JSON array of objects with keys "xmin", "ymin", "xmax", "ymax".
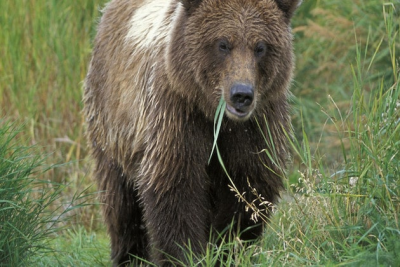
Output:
[{"xmin": 125, "ymin": 0, "xmax": 173, "ymax": 50}]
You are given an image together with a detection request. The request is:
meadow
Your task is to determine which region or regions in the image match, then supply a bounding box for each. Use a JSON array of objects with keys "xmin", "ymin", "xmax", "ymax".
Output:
[{"xmin": 0, "ymin": 0, "xmax": 399, "ymax": 266}]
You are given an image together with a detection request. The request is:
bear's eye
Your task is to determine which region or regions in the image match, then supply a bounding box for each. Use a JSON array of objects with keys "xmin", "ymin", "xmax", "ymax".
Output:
[
  {"xmin": 255, "ymin": 42, "xmax": 267, "ymax": 58},
  {"xmin": 218, "ymin": 39, "xmax": 231, "ymax": 54}
]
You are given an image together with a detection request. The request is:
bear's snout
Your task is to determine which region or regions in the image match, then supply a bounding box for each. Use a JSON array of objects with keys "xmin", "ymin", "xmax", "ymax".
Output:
[{"xmin": 227, "ymin": 83, "xmax": 254, "ymax": 119}]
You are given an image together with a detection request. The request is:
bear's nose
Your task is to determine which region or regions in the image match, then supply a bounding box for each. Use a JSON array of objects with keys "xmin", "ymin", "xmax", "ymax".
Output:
[{"xmin": 230, "ymin": 83, "xmax": 254, "ymax": 108}]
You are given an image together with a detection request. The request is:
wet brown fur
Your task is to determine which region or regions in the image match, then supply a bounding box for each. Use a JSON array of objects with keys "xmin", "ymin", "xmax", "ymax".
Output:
[{"xmin": 84, "ymin": 0, "xmax": 300, "ymax": 265}]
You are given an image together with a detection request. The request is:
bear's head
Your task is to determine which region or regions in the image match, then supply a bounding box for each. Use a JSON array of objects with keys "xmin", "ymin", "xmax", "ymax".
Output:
[{"xmin": 167, "ymin": 0, "xmax": 301, "ymax": 121}]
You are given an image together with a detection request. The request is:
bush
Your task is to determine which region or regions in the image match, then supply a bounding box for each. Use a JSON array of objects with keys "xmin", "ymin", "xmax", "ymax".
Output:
[{"xmin": 0, "ymin": 122, "xmax": 75, "ymax": 266}]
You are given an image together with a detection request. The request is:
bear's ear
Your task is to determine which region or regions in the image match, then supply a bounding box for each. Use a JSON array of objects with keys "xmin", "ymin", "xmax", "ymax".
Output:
[
  {"xmin": 179, "ymin": 0, "xmax": 202, "ymax": 14},
  {"xmin": 275, "ymin": 0, "xmax": 302, "ymax": 19}
]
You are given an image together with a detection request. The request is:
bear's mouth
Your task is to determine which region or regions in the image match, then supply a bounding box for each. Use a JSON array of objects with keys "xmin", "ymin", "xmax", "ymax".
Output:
[{"xmin": 226, "ymin": 104, "xmax": 250, "ymax": 119}]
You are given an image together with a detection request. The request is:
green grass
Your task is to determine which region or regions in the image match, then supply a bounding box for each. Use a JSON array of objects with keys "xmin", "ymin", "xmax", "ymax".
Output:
[
  {"xmin": 0, "ymin": 122, "xmax": 101, "ymax": 266},
  {"xmin": 33, "ymin": 227, "xmax": 110, "ymax": 266},
  {"xmin": 0, "ymin": 122, "xmax": 51, "ymax": 266},
  {"xmin": 0, "ymin": 0, "xmax": 399, "ymax": 266},
  {"xmin": 0, "ymin": 0, "xmax": 106, "ymax": 230}
]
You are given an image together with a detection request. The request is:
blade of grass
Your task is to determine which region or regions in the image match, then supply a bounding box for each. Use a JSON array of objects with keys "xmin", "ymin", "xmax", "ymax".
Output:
[{"xmin": 208, "ymin": 97, "xmax": 226, "ymax": 164}]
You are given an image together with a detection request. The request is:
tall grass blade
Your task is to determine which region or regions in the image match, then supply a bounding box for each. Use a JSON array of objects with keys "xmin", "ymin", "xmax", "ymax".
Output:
[{"xmin": 208, "ymin": 97, "xmax": 226, "ymax": 164}]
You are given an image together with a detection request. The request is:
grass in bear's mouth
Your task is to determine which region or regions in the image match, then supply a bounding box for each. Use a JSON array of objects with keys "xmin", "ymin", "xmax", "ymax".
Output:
[
  {"xmin": 208, "ymin": 97, "xmax": 226, "ymax": 165},
  {"xmin": 208, "ymin": 97, "xmax": 242, "ymax": 194}
]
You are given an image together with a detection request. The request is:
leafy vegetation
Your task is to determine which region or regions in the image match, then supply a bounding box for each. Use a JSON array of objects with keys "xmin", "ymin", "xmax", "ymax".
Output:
[
  {"xmin": 0, "ymin": 122, "xmax": 95, "ymax": 266},
  {"xmin": 0, "ymin": 122, "xmax": 50, "ymax": 266},
  {"xmin": 0, "ymin": 0, "xmax": 398, "ymax": 266}
]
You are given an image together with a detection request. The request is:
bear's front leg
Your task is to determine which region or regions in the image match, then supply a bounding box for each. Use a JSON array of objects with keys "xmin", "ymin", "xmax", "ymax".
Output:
[
  {"xmin": 137, "ymin": 106, "xmax": 213, "ymax": 266},
  {"xmin": 139, "ymin": 162, "xmax": 210, "ymax": 266}
]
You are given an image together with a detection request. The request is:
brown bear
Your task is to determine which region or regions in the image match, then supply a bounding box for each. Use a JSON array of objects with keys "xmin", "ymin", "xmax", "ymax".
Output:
[{"xmin": 84, "ymin": 0, "xmax": 300, "ymax": 265}]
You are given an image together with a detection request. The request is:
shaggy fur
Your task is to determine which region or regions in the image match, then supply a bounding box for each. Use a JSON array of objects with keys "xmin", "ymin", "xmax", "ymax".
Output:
[{"xmin": 84, "ymin": 0, "xmax": 300, "ymax": 265}]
